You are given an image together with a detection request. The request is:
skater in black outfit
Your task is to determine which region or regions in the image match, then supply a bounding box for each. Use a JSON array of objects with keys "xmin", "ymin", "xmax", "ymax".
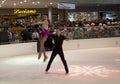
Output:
[{"xmin": 45, "ymin": 27, "xmax": 69, "ymax": 74}]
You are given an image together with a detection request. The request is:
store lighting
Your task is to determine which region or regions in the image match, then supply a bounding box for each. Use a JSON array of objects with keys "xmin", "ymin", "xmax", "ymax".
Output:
[
  {"xmin": 20, "ymin": 1, "xmax": 23, "ymax": 4},
  {"xmin": 1, "ymin": 0, "xmax": 6, "ymax": 4},
  {"xmin": 31, "ymin": 1, "xmax": 41, "ymax": 5},
  {"xmin": 32, "ymin": 1, "xmax": 35, "ymax": 4},
  {"xmin": 50, "ymin": 2, "xmax": 53, "ymax": 5},
  {"xmin": 14, "ymin": 3, "xmax": 16, "ymax": 6},
  {"xmin": 1, "ymin": 1, "xmax": 4, "ymax": 4},
  {"xmin": 24, "ymin": 0, "xmax": 27, "ymax": 3},
  {"xmin": 37, "ymin": 1, "xmax": 40, "ymax": 4}
]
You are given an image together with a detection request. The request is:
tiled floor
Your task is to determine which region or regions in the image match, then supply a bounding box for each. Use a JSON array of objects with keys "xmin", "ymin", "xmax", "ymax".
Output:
[{"xmin": 0, "ymin": 47, "xmax": 120, "ymax": 84}]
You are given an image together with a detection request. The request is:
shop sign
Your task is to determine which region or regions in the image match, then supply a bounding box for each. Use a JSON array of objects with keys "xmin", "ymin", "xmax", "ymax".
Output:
[
  {"xmin": 58, "ymin": 3, "xmax": 75, "ymax": 9},
  {"xmin": 14, "ymin": 9, "xmax": 37, "ymax": 14}
]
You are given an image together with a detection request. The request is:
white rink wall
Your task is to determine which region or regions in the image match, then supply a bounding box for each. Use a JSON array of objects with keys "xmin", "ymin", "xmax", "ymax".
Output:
[
  {"xmin": 0, "ymin": 42, "xmax": 37, "ymax": 57},
  {"xmin": 0, "ymin": 37, "xmax": 120, "ymax": 57},
  {"xmin": 63, "ymin": 37, "xmax": 120, "ymax": 50}
]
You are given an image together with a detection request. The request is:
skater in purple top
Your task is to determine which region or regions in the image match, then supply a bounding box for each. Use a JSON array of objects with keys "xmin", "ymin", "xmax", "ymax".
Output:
[{"xmin": 32, "ymin": 15, "xmax": 50, "ymax": 62}]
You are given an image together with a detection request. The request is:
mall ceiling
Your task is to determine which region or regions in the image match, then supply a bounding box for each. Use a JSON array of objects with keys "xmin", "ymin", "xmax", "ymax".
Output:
[{"xmin": 0, "ymin": 0, "xmax": 120, "ymax": 8}]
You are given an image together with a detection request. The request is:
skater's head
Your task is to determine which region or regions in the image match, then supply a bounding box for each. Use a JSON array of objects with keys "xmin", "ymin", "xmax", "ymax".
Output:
[
  {"xmin": 43, "ymin": 15, "xmax": 48, "ymax": 20},
  {"xmin": 56, "ymin": 27, "xmax": 62, "ymax": 36}
]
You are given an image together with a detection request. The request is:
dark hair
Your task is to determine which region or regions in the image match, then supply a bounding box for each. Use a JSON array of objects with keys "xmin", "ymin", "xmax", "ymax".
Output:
[
  {"xmin": 55, "ymin": 27, "xmax": 63, "ymax": 31},
  {"xmin": 55, "ymin": 24, "xmax": 63, "ymax": 30}
]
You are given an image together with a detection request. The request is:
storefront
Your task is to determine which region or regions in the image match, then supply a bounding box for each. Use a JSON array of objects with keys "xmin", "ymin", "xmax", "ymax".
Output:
[
  {"xmin": 68, "ymin": 12, "xmax": 98, "ymax": 21},
  {"xmin": 0, "ymin": 8, "xmax": 66, "ymax": 24},
  {"xmin": 67, "ymin": 4, "xmax": 120, "ymax": 22},
  {"xmin": 67, "ymin": 11, "xmax": 118, "ymax": 22}
]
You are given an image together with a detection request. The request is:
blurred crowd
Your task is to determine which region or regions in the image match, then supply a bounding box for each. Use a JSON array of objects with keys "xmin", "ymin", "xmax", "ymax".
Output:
[{"xmin": 0, "ymin": 18, "xmax": 120, "ymax": 44}]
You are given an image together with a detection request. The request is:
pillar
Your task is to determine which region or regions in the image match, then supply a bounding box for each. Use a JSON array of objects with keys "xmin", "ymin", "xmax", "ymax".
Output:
[{"xmin": 48, "ymin": 6, "xmax": 52, "ymax": 25}]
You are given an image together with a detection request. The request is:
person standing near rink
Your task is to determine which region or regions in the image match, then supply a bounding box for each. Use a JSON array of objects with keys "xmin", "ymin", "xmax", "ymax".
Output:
[{"xmin": 45, "ymin": 27, "xmax": 69, "ymax": 74}]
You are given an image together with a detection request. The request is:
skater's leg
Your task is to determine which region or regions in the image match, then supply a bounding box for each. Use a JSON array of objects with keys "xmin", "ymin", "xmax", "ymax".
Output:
[
  {"xmin": 43, "ymin": 35, "xmax": 48, "ymax": 62},
  {"xmin": 58, "ymin": 51, "xmax": 69, "ymax": 74},
  {"xmin": 46, "ymin": 51, "xmax": 57, "ymax": 72},
  {"xmin": 38, "ymin": 37, "xmax": 44, "ymax": 59},
  {"xmin": 38, "ymin": 35, "xmax": 49, "ymax": 62}
]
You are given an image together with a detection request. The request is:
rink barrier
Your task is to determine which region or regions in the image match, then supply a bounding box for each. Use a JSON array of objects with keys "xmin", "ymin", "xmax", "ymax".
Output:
[
  {"xmin": 0, "ymin": 42, "xmax": 37, "ymax": 57},
  {"xmin": 0, "ymin": 37, "xmax": 120, "ymax": 57},
  {"xmin": 63, "ymin": 37, "xmax": 120, "ymax": 50}
]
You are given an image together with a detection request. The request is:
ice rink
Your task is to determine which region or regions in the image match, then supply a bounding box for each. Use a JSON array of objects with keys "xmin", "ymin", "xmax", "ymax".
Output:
[{"xmin": 0, "ymin": 47, "xmax": 120, "ymax": 84}]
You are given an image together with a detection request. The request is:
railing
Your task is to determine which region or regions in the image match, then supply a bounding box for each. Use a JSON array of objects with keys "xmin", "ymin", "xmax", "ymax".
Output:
[
  {"xmin": 61, "ymin": 25, "xmax": 120, "ymax": 39},
  {"xmin": 0, "ymin": 25, "xmax": 120, "ymax": 45}
]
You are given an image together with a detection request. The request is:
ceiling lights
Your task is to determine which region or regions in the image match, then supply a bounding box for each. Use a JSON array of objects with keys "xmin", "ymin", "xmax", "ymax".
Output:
[
  {"xmin": 20, "ymin": 1, "xmax": 23, "ymax": 4},
  {"xmin": 2, "ymin": 0, "xmax": 6, "ymax": 4},
  {"xmin": 0, "ymin": 0, "xmax": 55, "ymax": 8},
  {"xmin": 32, "ymin": 1, "xmax": 35, "ymax": 4},
  {"xmin": 32, "ymin": 1, "xmax": 41, "ymax": 5},
  {"xmin": 13, "ymin": 3, "xmax": 16, "ymax": 6},
  {"xmin": 24, "ymin": 0, "xmax": 27, "ymax": 3},
  {"xmin": 50, "ymin": 2, "xmax": 53, "ymax": 5},
  {"xmin": 37, "ymin": 1, "xmax": 40, "ymax": 4},
  {"xmin": 0, "ymin": 0, "xmax": 7, "ymax": 8}
]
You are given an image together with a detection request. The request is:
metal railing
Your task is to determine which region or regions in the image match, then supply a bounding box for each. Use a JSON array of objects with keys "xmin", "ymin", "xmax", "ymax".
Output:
[
  {"xmin": 61, "ymin": 25, "xmax": 120, "ymax": 39},
  {"xmin": 0, "ymin": 25, "xmax": 120, "ymax": 45}
]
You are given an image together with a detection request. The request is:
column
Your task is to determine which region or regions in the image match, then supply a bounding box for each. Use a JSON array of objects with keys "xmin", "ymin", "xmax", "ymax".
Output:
[
  {"xmin": 118, "ymin": 6, "xmax": 120, "ymax": 20},
  {"xmin": 48, "ymin": 6, "xmax": 52, "ymax": 25},
  {"xmin": 64, "ymin": 9, "xmax": 68, "ymax": 20}
]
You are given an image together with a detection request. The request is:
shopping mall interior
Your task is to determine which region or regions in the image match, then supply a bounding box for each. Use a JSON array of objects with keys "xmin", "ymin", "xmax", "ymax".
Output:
[{"xmin": 0, "ymin": 0, "xmax": 120, "ymax": 84}]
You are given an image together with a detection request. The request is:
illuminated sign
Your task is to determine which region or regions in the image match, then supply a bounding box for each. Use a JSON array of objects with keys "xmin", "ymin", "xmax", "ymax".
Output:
[
  {"xmin": 58, "ymin": 3, "xmax": 75, "ymax": 9},
  {"xmin": 14, "ymin": 9, "xmax": 37, "ymax": 14}
]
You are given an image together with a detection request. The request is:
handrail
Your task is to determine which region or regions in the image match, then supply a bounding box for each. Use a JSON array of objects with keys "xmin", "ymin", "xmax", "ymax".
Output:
[{"xmin": 0, "ymin": 25, "xmax": 120, "ymax": 45}]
